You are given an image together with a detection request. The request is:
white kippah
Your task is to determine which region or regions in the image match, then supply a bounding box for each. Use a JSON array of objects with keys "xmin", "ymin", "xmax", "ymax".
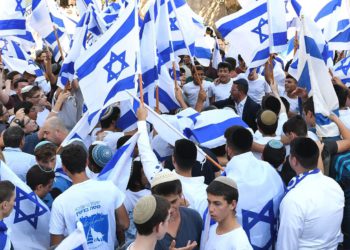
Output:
[
  {"xmin": 133, "ymin": 195, "xmax": 157, "ymax": 224},
  {"xmin": 214, "ymin": 176, "xmax": 238, "ymax": 189},
  {"xmin": 150, "ymin": 169, "xmax": 179, "ymax": 188},
  {"xmin": 21, "ymin": 85, "xmax": 34, "ymax": 94}
]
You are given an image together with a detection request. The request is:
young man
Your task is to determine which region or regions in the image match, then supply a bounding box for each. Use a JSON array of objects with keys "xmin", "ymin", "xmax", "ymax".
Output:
[
  {"xmin": 277, "ymin": 137, "xmax": 344, "ymax": 249},
  {"xmin": 204, "ymin": 176, "xmax": 252, "ymax": 250},
  {"xmin": 127, "ymin": 195, "xmax": 170, "ymax": 250},
  {"xmin": 26, "ymin": 164, "xmax": 55, "ymax": 208},
  {"xmin": 0, "ymin": 180, "xmax": 16, "ymax": 250},
  {"xmin": 49, "ymin": 144, "xmax": 129, "ymax": 249},
  {"xmin": 212, "ymin": 62, "xmax": 234, "ymax": 102},
  {"xmin": 151, "ymin": 170, "xmax": 202, "ymax": 250}
]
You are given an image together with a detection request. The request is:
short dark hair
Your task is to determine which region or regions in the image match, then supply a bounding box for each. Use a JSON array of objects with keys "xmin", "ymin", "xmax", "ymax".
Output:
[
  {"xmin": 22, "ymin": 86, "xmax": 41, "ymax": 100},
  {"xmin": 34, "ymin": 142, "xmax": 57, "ymax": 161},
  {"xmin": 206, "ymin": 180, "xmax": 238, "ymax": 203},
  {"xmin": 100, "ymin": 106, "xmax": 120, "ymax": 129},
  {"xmin": 134, "ymin": 195, "xmax": 170, "ymax": 236},
  {"xmin": 280, "ymin": 96, "xmax": 290, "ymax": 114},
  {"xmin": 61, "ymin": 144, "xmax": 87, "ymax": 174},
  {"xmin": 233, "ymin": 79, "xmax": 249, "ymax": 95},
  {"xmin": 0, "ymin": 181, "xmax": 15, "ymax": 203},
  {"xmin": 262, "ymin": 141, "xmax": 286, "ymax": 168},
  {"xmin": 224, "ymin": 57, "xmax": 236, "ymax": 70},
  {"xmin": 283, "ymin": 115, "xmax": 307, "ymax": 136},
  {"xmin": 238, "ymin": 54, "xmax": 244, "ymax": 62},
  {"xmin": 26, "ymin": 165, "xmax": 55, "ymax": 191},
  {"xmin": 225, "ymin": 126, "xmax": 252, "ymax": 154},
  {"xmin": 151, "ymin": 179, "xmax": 182, "ymax": 197},
  {"xmin": 218, "ymin": 62, "xmax": 232, "ymax": 71},
  {"xmin": 334, "ymin": 85, "xmax": 348, "ymax": 108},
  {"xmin": 303, "ymin": 97, "xmax": 315, "ymax": 115},
  {"xmin": 285, "ymin": 74, "xmax": 297, "ymax": 83},
  {"xmin": 13, "ymin": 78, "xmax": 28, "ymax": 89},
  {"xmin": 117, "ymin": 135, "xmax": 132, "ymax": 149},
  {"xmin": 173, "ymin": 139, "xmax": 197, "ymax": 171},
  {"xmin": 262, "ymin": 95, "xmax": 281, "ymax": 115},
  {"xmin": 127, "ymin": 160, "xmax": 147, "ymax": 191},
  {"xmin": 290, "ymin": 137, "xmax": 319, "ymax": 169},
  {"xmin": 3, "ymin": 126, "xmax": 25, "ymax": 148},
  {"xmin": 257, "ymin": 110, "xmax": 278, "ymax": 135},
  {"xmin": 14, "ymin": 101, "xmax": 34, "ymax": 115},
  {"xmin": 7, "ymin": 71, "xmax": 21, "ymax": 81}
]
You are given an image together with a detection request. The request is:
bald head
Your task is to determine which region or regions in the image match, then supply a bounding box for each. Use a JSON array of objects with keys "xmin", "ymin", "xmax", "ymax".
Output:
[{"xmin": 42, "ymin": 117, "xmax": 68, "ymax": 145}]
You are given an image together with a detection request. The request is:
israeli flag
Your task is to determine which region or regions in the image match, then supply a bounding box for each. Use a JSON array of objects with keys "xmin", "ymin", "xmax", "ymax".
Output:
[
  {"xmin": 0, "ymin": 0, "xmax": 26, "ymax": 36},
  {"xmin": 57, "ymin": 12, "xmax": 90, "ymax": 88},
  {"xmin": 116, "ymin": 99, "xmax": 138, "ymax": 132},
  {"xmin": 216, "ymin": 0, "xmax": 287, "ymax": 68},
  {"xmin": 0, "ymin": 161, "xmax": 50, "ymax": 250},
  {"xmin": 212, "ymin": 36, "xmax": 223, "ymax": 69},
  {"xmin": 55, "ymin": 222, "xmax": 88, "ymax": 250},
  {"xmin": 296, "ymin": 15, "xmax": 339, "ymax": 137},
  {"xmin": 328, "ymin": 26, "xmax": 350, "ymax": 51},
  {"xmin": 98, "ymin": 133, "xmax": 140, "ymax": 191},
  {"xmin": 194, "ymin": 37, "xmax": 212, "ymax": 67},
  {"xmin": 75, "ymin": 0, "xmax": 139, "ymax": 115},
  {"xmin": 332, "ymin": 56, "xmax": 350, "ymax": 86},
  {"xmin": 9, "ymin": 31, "xmax": 36, "ymax": 53},
  {"xmin": 76, "ymin": 0, "xmax": 103, "ymax": 16}
]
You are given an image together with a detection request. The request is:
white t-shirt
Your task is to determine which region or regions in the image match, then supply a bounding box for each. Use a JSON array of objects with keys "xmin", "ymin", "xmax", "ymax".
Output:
[
  {"xmin": 50, "ymin": 179, "xmax": 125, "ymax": 250},
  {"xmin": 204, "ymin": 224, "xmax": 253, "ymax": 250},
  {"xmin": 182, "ymin": 81, "xmax": 214, "ymax": 108},
  {"xmin": 244, "ymin": 75, "xmax": 271, "ymax": 105},
  {"xmin": 36, "ymin": 108, "xmax": 50, "ymax": 127},
  {"xmin": 282, "ymin": 94, "xmax": 299, "ymax": 114},
  {"xmin": 212, "ymin": 79, "xmax": 233, "ymax": 102},
  {"xmin": 339, "ymin": 108, "xmax": 350, "ymax": 130}
]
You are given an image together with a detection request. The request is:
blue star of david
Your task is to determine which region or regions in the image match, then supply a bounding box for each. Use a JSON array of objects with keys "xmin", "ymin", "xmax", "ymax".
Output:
[
  {"xmin": 0, "ymin": 39, "xmax": 9, "ymax": 53},
  {"xmin": 336, "ymin": 59, "xmax": 350, "ymax": 76},
  {"xmin": 103, "ymin": 51, "xmax": 129, "ymax": 83},
  {"xmin": 169, "ymin": 17, "xmax": 179, "ymax": 31},
  {"xmin": 15, "ymin": 0, "xmax": 26, "ymax": 15},
  {"xmin": 242, "ymin": 199, "xmax": 275, "ymax": 249},
  {"xmin": 13, "ymin": 187, "xmax": 48, "ymax": 229},
  {"xmin": 251, "ymin": 18, "xmax": 268, "ymax": 44}
]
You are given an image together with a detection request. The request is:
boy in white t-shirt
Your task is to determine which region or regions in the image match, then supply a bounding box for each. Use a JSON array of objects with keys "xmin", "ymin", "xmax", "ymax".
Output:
[
  {"xmin": 204, "ymin": 176, "xmax": 252, "ymax": 250},
  {"xmin": 127, "ymin": 195, "xmax": 170, "ymax": 250}
]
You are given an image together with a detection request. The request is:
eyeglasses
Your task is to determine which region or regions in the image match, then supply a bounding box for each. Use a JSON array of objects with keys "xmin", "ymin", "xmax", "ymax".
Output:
[{"xmin": 31, "ymin": 94, "xmax": 45, "ymax": 99}]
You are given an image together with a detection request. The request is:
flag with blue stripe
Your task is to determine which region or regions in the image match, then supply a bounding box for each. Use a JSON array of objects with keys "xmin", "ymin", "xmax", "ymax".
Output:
[
  {"xmin": 0, "ymin": 161, "xmax": 50, "ymax": 249},
  {"xmin": 55, "ymin": 222, "xmax": 88, "ymax": 250},
  {"xmin": 9, "ymin": 31, "xmax": 36, "ymax": 53},
  {"xmin": 75, "ymin": 0, "xmax": 139, "ymax": 115},
  {"xmin": 98, "ymin": 133, "xmax": 140, "ymax": 191},
  {"xmin": 296, "ymin": 15, "xmax": 339, "ymax": 137},
  {"xmin": 194, "ymin": 37, "xmax": 212, "ymax": 67},
  {"xmin": 332, "ymin": 56, "xmax": 350, "ymax": 86},
  {"xmin": 0, "ymin": 0, "xmax": 26, "ymax": 36},
  {"xmin": 216, "ymin": 0, "xmax": 287, "ymax": 69},
  {"xmin": 116, "ymin": 99, "xmax": 138, "ymax": 132}
]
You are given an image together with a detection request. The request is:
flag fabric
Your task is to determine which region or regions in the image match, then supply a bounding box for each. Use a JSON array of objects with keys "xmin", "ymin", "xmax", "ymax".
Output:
[
  {"xmin": 212, "ymin": 36, "xmax": 223, "ymax": 69},
  {"xmin": 332, "ymin": 56, "xmax": 350, "ymax": 86},
  {"xmin": 237, "ymin": 0, "xmax": 258, "ymax": 8},
  {"xmin": 55, "ymin": 222, "xmax": 88, "ymax": 250},
  {"xmin": 0, "ymin": 0, "xmax": 26, "ymax": 36},
  {"xmin": 216, "ymin": 0, "xmax": 287, "ymax": 69},
  {"xmin": 116, "ymin": 99, "xmax": 138, "ymax": 132},
  {"xmin": 98, "ymin": 133, "xmax": 140, "ymax": 191},
  {"xmin": 194, "ymin": 37, "xmax": 213, "ymax": 67},
  {"xmin": 0, "ymin": 161, "xmax": 50, "ymax": 250},
  {"xmin": 295, "ymin": 15, "xmax": 339, "ymax": 137},
  {"xmin": 75, "ymin": 0, "xmax": 139, "ymax": 115},
  {"xmin": 9, "ymin": 31, "xmax": 36, "ymax": 53},
  {"xmin": 328, "ymin": 26, "xmax": 350, "ymax": 51}
]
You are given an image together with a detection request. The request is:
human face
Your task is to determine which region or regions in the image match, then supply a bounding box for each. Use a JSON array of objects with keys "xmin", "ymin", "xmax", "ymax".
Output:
[
  {"xmin": 37, "ymin": 179, "xmax": 54, "ymax": 198},
  {"xmin": 247, "ymin": 69, "xmax": 257, "ymax": 81},
  {"xmin": 156, "ymin": 212, "xmax": 170, "ymax": 240},
  {"xmin": 194, "ymin": 70, "xmax": 205, "ymax": 85},
  {"xmin": 163, "ymin": 194, "xmax": 181, "ymax": 220},
  {"xmin": 23, "ymin": 116, "xmax": 38, "ymax": 134},
  {"xmin": 183, "ymin": 55, "xmax": 191, "ymax": 65},
  {"xmin": 207, "ymin": 193, "xmax": 236, "ymax": 224},
  {"xmin": 38, "ymin": 52, "xmax": 47, "ymax": 62},
  {"xmin": 218, "ymin": 67, "xmax": 230, "ymax": 83},
  {"xmin": 29, "ymin": 91, "xmax": 46, "ymax": 106},
  {"xmin": 16, "ymin": 82, "xmax": 29, "ymax": 95},
  {"xmin": 28, "ymin": 106, "xmax": 38, "ymax": 120},
  {"xmin": 42, "ymin": 122, "xmax": 60, "ymax": 145},
  {"xmin": 285, "ymin": 78, "xmax": 297, "ymax": 94},
  {"xmin": 37, "ymin": 155, "xmax": 56, "ymax": 170},
  {"xmin": 230, "ymin": 84, "xmax": 240, "ymax": 102},
  {"xmin": 2, "ymin": 191, "xmax": 16, "ymax": 218}
]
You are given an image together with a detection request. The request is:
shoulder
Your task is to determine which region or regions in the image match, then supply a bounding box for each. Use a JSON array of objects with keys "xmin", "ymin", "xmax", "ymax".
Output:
[{"xmin": 180, "ymin": 207, "xmax": 203, "ymax": 223}]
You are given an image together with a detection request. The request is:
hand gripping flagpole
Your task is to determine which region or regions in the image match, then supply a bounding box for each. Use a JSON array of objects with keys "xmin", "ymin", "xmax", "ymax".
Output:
[
  {"xmin": 53, "ymin": 26, "xmax": 65, "ymax": 60},
  {"xmin": 293, "ymin": 31, "xmax": 298, "ymax": 56}
]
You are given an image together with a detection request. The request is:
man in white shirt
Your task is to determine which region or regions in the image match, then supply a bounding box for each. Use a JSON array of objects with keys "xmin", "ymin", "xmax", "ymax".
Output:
[
  {"xmin": 212, "ymin": 62, "xmax": 234, "ymax": 102},
  {"xmin": 49, "ymin": 144, "xmax": 129, "ymax": 249},
  {"xmin": 2, "ymin": 126, "xmax": 36, "ymax": 182},
  {"xmin": 182, "ymin": 66, "xmax": 214, "ymax": 109},
  {"xmin": 277, "ymin": 137, "xmax": 344, "ymax": 249},
  {"xmin": 224, "ymin": 126, "xmax": 284, "ymax": 249},
  {"xmin": 282, "ymin": 74, "xmax": 299, "ymax": 115},
  {"xmin": 203, "ymin": 176, "xmax": 252, "ymax": 250}
]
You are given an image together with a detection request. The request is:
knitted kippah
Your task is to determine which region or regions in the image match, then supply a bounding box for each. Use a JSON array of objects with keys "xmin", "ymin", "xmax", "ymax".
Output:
[
  {"xmin": 92, "ymin": 144, "xmax": 113, "ymax": 168},
  {"xmin": 133, "ymin": 195, "xmax": 157, "ymax": 224},
  {"xmin": 21, "ymin": 85, "xmax": 34, "ymax": 94},
  {"xmin": 34, "ymin": 141, "xmax": 54, "ymax": 151},
  {"xmin": 150, "ymin": 169, "xmax": 179, "ymax": 188},
  {"xmin": 267, "ymin": 139, "xmax": 283, "ymax": 149},
  {"xmin": 214, "ymin": 176, "xmax": 238, "ymax": 189},
  {"xmin": 260, "ymin": 110, "xmax": 277, "ymax": 126}
]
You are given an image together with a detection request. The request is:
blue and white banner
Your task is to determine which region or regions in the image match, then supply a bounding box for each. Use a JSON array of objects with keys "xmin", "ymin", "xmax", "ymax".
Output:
[
  {"xmin": 0, "ymin": 0, "xmax": 26, "ymax": 36},
  {"xmin": 55, "ymin": 222, "xmax": 88, "ymax": 250},
  {"xmin": 75, "ymin": 0, "xmax": 139, "ymax": 115},
  {"xmin": 216, "ymin": 0, "xmax": 287, "ymax": 68},
  {"xmin": 0, "ymin": 161, "xmax": 50, "ymax": 250},
  {"xmin": 194, "ymin": 37, "xmax": 212, "ymax": 67},
  {"xmin": 116, "ymin": 99, "xmax": 138, "ymax": 132},
  {"xmin": 98, "ymin": 133, "xmax": 140, "ymax": 191},
  {"xmin": 296, "ymin": 15, "xmax": 339, "ymax": 137},
  {"xmin": 332, "ymin": 56, "xmax": 350, "ymax": 86}
]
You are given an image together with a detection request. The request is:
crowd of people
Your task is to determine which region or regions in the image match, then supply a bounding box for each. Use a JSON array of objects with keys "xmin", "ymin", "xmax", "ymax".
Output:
[{"xmin": 0, "ymin": 7, "xmax": 349, "ymax": 250}]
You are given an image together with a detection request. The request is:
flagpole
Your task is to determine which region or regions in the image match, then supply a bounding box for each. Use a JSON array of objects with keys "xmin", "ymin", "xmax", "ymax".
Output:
[
  {"xmin": 139, "ymin": 74, "xmax": 144, "ymax": 104},
  {"xmin": 172, "ymin": 61, "xmax": 178, "ymax": 88},
  {"xmin": 206, "ymin": 154, "xmax": 224, "ymax": 171},
  {"xmin": 293, "ymin": 31, "xmax": 298, "ymax": 56},
  {"xmin": 155, "ymin": 85, "xmax": 160, "ymax": 113},
  {"xmin": 53, "ymin": 26, "xmax": 65, "ymax": 60}
]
